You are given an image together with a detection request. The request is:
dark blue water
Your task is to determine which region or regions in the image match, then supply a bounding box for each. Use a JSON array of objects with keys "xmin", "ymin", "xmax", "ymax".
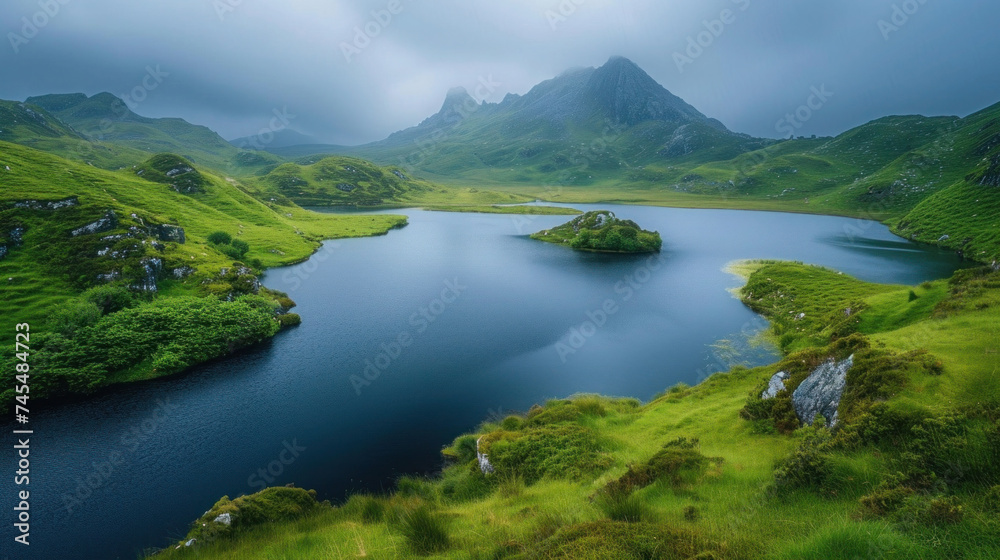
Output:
[{"xmin": 1, "ymin": 205, "xmax": 964, "ymax": 559}]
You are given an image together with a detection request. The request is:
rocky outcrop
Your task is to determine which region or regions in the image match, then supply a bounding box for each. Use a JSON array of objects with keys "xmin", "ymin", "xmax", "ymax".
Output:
[
  {"xmin": 133, "ymin": 258, "xmax": 163, "ymax": 292},
  {"xmin": 476, "ymin": 436, "xmax": 495, "ymax": 475},
  {"xmin": 9, "ymin": 227, "xmax": 24, "ymax": 246},
  {"xmin": 761, "ymin": 371, "xmax": 789, "ymax": 399},
  {"xmin": 213, "ymin": 513, "xmax": 232, "ymax": 526},
  {"xmin": 792, "ymin": 355, "xmax": 854, "ymax": 427},
  {"xmin": 71, "ymin": 210, "xmax": 118, "ymax": 237},
  {"xmin": 0, "ymin": 245, "xmax": 6, "ymax": 261},
  {"xmin": 172, "ymin": 266, "xmax": 196, "ymax": 279},
  {"xmin": 156, "ymin": 224, "xmax": 186, "ymax": 244},
  {"xmin": 12, "ymin": 197, "xmax": 78, "ymax": 211}
]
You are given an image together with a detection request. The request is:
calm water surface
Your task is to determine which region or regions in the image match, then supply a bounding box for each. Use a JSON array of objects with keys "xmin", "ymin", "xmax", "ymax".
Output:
[{"xmin": 1, "ymin": 205, "xmax": 964, "ymax": 559}]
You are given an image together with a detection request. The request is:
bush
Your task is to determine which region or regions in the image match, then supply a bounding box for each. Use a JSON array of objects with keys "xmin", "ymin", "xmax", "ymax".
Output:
[
  {"xmin": 184, "ymin": 487, "xmax": 321, "ymax": 544},
  {"xmin": 443, "ymin": 434, "xmax": 479, "ymax": 465},
  {"xmin": 400, "ymin": 506, "xmax": 450, "ymax": 555},
  {"xmin": 771, "ymin": 440, "xmax": 832, "ymax": 496},
  {"xmin": 50, "ymin": 300, "xmax": 102, "ymax": 337},
  {"xmin": 82, "ymin": 285, "xmax": 135, "ymax": 314},
  {"xmin": 479, "ymin": 424, "xmax": 612, "ymax": 484},
  {"xmin": 605, "ymin": 438, "xmax": 719, "ymax": 495},
  {"xmin": 859, "ymin": 479, "xmax": 912, "ymax": 518},
  {"xmin": 208, "ymin": 231, "xmax": 233, "ymax": 245},
  {"xmin": 278, "ymin": 313, "xmax": 301, "ymax": 327},
  {"xmin": 1, "ymin": 295, "xmax": 282, "ymax": 405}
]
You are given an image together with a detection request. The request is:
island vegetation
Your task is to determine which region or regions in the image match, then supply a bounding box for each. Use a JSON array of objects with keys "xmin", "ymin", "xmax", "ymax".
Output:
[{"xmin": 531, "ymin": 210, "xmax": 662, "ymax": 253}]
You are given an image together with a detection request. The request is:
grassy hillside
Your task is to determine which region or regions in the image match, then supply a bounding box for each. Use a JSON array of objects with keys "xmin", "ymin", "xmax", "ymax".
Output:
[
  {"xmin": 149, "ymin": 261, "xmax": 1000, "ymax": 559},
  {"xmin": 245, "ymin": 155, "xmax": 535, "ymax": 207},
  {"xmin": 0, "ymin": 141, "xmax": 406, "ymax": 402},
  {"xmin": 22, "ymin": 93, "xmax": 284, "ymax": 173},
  {"xmin": 0, "ymin": 99, "xmax": 154, "ymax": 169}
]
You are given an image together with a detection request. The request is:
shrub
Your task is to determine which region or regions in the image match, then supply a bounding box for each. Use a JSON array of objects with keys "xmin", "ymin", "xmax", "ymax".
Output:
[
  {"xmin": 771, "ymin": 441, "xmax": 832, "ymax": 496},
  {"xmin": 480, "ymin": 424, "xmax": 612, "ymax": 484},
  {"xmin": 82, "ymin": 285, "xmax": 135, "ymax": 314},
  {"xmin": 443, "ymin": 434, "xmax": 478, "ymax": 465},
  {"xmin": 605, "ymin": 438, "xmax": 719, "ymax": 495},
  {"xmin": 184, "ymin": 487, "xmax": 321, "ymax": 544},
  {"xmin": 278, "ymin": 313, "xmax": 301, "ymax": 327},
  {"xmin": 207, "ymin": 231, "xmax": 233, "ymax": 245},
  {"xmin": 400, "ymin": 506, "xmax": 450, "ymax": 555},
  {"xmin": 859, "ymin": 480, "xmax": 912, "ymax": 518},
  {"xmin": 500, "ymin": 415, "xmax": 523, "ymax": 430},
  {"xmin": 50, "ymin": 300, "xmax": 102, "ymax": 337}
]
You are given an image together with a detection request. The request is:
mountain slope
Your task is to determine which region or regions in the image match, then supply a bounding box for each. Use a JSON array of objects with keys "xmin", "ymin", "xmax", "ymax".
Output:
[
  {"xmin": 302, "ymin": 57, "xmax": 771, "ymax": 185},
  {"xmin": 24, "ymin": 93, "xmax": 282, "ymax": 172},
  {"xmin": 0, "ymin": 98, "xmax": 152, "ymax": 169}
]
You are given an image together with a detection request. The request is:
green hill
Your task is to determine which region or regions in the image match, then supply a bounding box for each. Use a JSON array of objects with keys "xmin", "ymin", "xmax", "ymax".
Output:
[
  {"xmin": 246, "ymin": 155, "xmax": 534, "ymax": 207},
  {"xmin": 0, "ymin": 98, "xmax": 153, "ymax": 169},
  {"xmin": 23, "ymin": 93, "xmax": 283, "ymax": 173},
  {"xmin": 0, "ymin": 141, "xmax": 406, "ymax": 403}
]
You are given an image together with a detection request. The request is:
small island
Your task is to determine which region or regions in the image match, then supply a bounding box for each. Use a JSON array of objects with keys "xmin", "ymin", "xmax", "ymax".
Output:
[{"xmin": 531, "ymin": 210, "xmax": 662, "ymax": 253}]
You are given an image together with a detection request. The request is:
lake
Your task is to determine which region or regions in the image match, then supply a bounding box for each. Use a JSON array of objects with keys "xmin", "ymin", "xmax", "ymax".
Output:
[{"xmin": 1, "ymin": 204, "xmax": 965, "ymax": 559}]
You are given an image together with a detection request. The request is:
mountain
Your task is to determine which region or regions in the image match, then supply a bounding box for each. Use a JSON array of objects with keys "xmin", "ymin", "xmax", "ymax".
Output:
[
  {"xmin": 230, "ymin": 128, "xmax": 318, "ymax": 150},
  {"xmin": 284, "ymin": 57, "xmax": 770, "ymax": 185},
  {"xmin": 0, "ymin": 98, "xmax": 152, "ymax": 169},
  {"xmin": 24, "ymin": 93, "xmax": 281, "ymax": 172}
]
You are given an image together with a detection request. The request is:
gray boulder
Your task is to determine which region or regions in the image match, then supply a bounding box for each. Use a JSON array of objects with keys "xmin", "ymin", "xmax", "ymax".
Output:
[
  {"xmin": 133, "ymin": 258, "xmax": 163, "ymax": 292},
  {"xmin": 156, "ymin": 224, "xmax": 186, "ymax": 244},
  {"xmin": 13, "ymin": 197, "xmax": 78, "ymax": 211},
  {"xmin": 792, "ymin": 355, "xmax": 854, "ymax": 427},
  {"xmin": 476, "ymin": 436, "xmax": 495, "ymax": 475},
  {"xmin": 71, "ymin": 210, "xmax": 118, "ymax": 237},
  {"xmin": 761, "ymin": 371, "xmax": 789, "ymax": 399}
]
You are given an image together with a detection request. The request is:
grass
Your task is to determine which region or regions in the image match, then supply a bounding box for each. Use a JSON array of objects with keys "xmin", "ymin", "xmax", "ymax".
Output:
[
  {"xmin": 242, "ymin": 155, "xmax": 537, "ymax": 208},
  {"xmin": 0, "ymin": 141, "xmax": 406, "ymax": 396},
  {"xmin": 148, "ymin": 263, "xmax": 1000, "ymax": 559}
]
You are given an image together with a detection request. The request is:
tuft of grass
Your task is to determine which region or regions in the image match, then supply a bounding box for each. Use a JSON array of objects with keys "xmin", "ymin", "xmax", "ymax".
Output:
[
  {"xmin": 594, "ymin": 490, "xmax": 655, "ymax": 523},
  {"xmin": 399, "ymin": 506, "xmax": 450, "ymax": 555}
]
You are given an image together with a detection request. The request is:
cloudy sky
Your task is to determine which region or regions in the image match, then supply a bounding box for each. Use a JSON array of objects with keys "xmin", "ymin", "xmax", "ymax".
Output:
[{"xmin": 2, "ymin": 0, "xmax": 998, "ymax": 145}]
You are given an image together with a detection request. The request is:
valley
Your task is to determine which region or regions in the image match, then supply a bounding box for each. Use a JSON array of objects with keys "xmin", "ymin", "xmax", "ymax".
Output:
[{"xmin": 1, "ymin": 38, "xmax": 998, "ymax": 560}]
